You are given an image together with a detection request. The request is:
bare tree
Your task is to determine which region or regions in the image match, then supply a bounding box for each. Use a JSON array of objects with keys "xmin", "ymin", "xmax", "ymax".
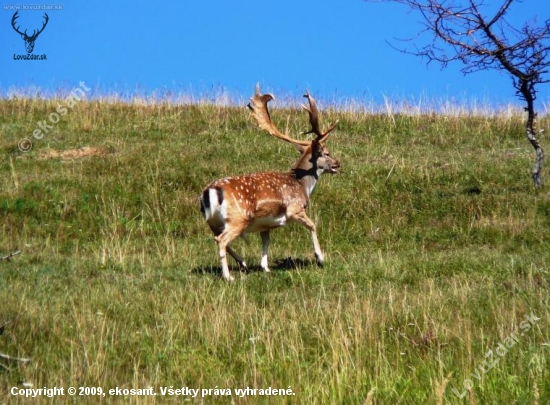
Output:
[{"xmin": 368, "ymin": 0, "xmax": 550, "ymax": 187}]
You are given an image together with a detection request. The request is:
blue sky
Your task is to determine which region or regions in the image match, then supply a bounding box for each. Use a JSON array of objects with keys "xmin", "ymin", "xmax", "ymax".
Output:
[{"xmin": 1, "ymin": 1, "xmax": 549, "ymax": 109}]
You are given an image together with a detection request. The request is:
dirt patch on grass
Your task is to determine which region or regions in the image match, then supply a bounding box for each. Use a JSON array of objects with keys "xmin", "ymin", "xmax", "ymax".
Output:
[{"xmin": 38, "ymin": 147, "xmax": 109, "ymax": 160}]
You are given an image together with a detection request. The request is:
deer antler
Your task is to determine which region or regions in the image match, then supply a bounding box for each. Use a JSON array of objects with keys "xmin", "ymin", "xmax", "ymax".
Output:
[
  {"xmin": 302, "ymin": 91, "xmax": 338, "ymax": 144},
  {"xmin": 247, "ymin": 84, "xmax": 311, "ymax": 147},
  {"xmin": 11, "ymin": 11, "xmax": 25, "ymax": 36},
  {"xmin": 11, "ymin": 11, "xmax": 48, "ymax": 39},
  {"xmin": 32, "ymin": 13, "xmax": 49, "ymax": 39}
]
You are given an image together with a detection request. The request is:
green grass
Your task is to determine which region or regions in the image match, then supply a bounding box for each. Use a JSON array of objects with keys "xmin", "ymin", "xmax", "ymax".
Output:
[{"xmin": 0, "ymin": 95, "xmax": 549, "ymax": 404}]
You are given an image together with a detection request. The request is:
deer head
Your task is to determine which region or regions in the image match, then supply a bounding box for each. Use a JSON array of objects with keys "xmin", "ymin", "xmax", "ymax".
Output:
[
  {"xmin": 247, "ymin": 84, "xmax": 340, "ymax": 179},
  {"xmin": 11, "ymin": 11, "xmax": 49, "ymax": 54}
]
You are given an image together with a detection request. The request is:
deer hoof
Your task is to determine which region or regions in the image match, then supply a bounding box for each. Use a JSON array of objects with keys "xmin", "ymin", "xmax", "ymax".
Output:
[{"xmin": 315, "ymin": 254, "xmax": 324, "ymax": 267}]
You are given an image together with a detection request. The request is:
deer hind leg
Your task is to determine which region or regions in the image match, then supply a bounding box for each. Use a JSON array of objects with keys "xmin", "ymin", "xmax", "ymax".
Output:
[
  {"xmin": 226, "ymin": 245, "xmax": 248, "ymax": 271},
  {"xmin": 215, "ymin": 223, "xmax": 247, "ymax": 281},
  {"xmin": 260, "ymin": 230, "xmax": 271, "ymax": 272},
  {"xmin": 208, "ymin": 226, "xmax": 247, "ymax": 272},
  {"xmin": 290, "ymin": 210, "xmax": 324, "ymax": 266}
]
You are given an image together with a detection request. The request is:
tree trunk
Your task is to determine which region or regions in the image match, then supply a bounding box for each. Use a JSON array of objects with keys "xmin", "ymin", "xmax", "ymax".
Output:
[{"xmin": 520, "ymin": 80, "xmax": 544, "ymax": 188}]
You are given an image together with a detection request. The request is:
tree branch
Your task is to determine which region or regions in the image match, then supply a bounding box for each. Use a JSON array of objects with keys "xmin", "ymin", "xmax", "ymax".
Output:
[
  {"xmin": 0, "ymin": 250, "xmax": 21, "ymax": 261},
  {"xmin": 0, "ymin": 352, "xmax": 31, "ymax": 363}
]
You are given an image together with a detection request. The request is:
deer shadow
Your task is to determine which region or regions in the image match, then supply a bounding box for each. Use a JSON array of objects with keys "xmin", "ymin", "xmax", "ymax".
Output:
[{"xmin": 191, "ymin": 257, "xmax": 316, "ymax": 278}]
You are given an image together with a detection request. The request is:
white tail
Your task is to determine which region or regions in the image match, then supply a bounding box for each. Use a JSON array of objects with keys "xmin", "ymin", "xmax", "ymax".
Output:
[{"xmin": 200, "ymin": 84, "xmax": 340, "ymax": 281}]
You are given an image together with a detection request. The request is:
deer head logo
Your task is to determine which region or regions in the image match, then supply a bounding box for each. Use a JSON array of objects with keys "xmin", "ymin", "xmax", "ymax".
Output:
[{"xmin": 11, "ymin": 11, "xmax": 49, "ymax": 54}]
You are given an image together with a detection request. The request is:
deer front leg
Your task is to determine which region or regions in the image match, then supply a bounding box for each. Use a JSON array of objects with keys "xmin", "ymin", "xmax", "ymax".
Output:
[
  {"xmin": 309, "ymin": 228, "xmax": 324, "ymax": 266},
  {"xmin": 260, "ymin": 230, "xmax": 271, "ymax": 272},
  {"xmin": 290, "ymin": 210, "xmax": 324, "ymax": 266}
]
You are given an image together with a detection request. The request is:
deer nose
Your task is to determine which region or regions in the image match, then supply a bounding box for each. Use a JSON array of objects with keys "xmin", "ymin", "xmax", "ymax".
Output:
[{"xmin": 328, "ymin": 160, "xmax": 340, "ymax": 174}]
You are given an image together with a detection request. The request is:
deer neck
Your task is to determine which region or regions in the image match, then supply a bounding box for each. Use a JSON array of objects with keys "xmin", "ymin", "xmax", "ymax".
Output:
[{"xmin": 290, "ymin": 156, "xmax": 324, "ymax": 197}]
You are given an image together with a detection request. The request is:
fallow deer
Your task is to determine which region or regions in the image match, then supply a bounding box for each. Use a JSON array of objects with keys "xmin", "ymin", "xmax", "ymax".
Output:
[{"xmin": 200, "ymin": 84, "xmax": 340, "ymax": 281}]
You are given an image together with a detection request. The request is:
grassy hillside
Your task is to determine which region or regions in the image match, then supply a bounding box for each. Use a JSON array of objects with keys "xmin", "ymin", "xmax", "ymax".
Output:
[{"xmin": 0, "ymin": 96, "xmax": 549, "ymax": 404}]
